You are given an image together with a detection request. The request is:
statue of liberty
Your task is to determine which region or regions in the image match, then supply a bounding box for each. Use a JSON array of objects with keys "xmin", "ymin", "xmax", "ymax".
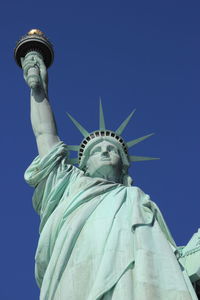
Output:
[{"xmin": 17, "ymin": 30, "xmax": 200, "ymax": 299}]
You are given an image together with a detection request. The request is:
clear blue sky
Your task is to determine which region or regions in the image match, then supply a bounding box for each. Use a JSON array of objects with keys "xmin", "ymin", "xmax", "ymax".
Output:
[{"xmin": 1, "ymin": 1, "xmax": 200, "ymax": 299}]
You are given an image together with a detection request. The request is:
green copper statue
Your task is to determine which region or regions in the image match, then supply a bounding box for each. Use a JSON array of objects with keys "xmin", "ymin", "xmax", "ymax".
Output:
[{"xmin": 18, "ymin": 30, "xmax": 200, "ymax": 299}]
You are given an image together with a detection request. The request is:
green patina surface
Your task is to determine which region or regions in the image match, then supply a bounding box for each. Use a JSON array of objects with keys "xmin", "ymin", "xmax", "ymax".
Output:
[
  {"xmin": 25, "ymin": 142, "xmax": 198, "ymax": 299},
  {"xmin": 19, "ymin": 46, "xmax": 200, "ymax": 299}
]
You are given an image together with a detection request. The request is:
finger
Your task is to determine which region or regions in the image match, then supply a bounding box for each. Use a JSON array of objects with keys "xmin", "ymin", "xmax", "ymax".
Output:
[
  {"xmin": 37, "ymin": 63, "xmax": 46, "ymax": 78},
  {"xmin": 20, "ymin": 57, "xmax": 25, "ymax": 67},
  {"xmin": 23, "ymin": 56, "xmax": 36, "ymax": 67},
  {"xmin": 33, "ymin": 55, "xmax": 44, "ymax": 69},
  {"xmin": 23, "ymin": 60, "xmax": 36, "ymax": 68},
  {"xmin": 25, "ymin": 52, "xmax": 37, "ymax": 61},
  {"xmin": 36, "ymin": 57, "xmax": 47, "ymax": 78},
  {"xmin": 23, "ymin": 62, "xmax": 37, "ymax": 75},
  {"xmin": 31, "ymin": 55, "xmax": 45, "ymax": 73},
  {"xmin": 23, "ymin": 53, "xmax": 37, "ymax": 68},
  {"xmin": 35, "ymin": 55, "xmax": 45, "ymax": 66}
]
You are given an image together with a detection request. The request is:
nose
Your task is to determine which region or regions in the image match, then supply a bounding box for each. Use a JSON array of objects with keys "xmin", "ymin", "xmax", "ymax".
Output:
[{"xmin": 101, "ymin": 147, "xmax": 109, "ymax": 157}]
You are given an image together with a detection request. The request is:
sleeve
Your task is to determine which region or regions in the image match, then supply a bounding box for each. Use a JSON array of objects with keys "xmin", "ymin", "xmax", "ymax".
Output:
[
  {"xmin": 24, "ymin": 142, "xmax": 78, "ymax": 226},
  {"xmin": 24, "ymin": 141, "xmax": 69, "ymax": 187}
]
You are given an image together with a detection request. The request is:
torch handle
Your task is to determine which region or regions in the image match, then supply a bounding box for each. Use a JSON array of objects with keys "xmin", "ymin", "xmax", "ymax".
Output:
[
  {"xmin": 24, "ymin": 50, "xmax": 43, "ymax": 89},
  {"xmin": 27, "ymin": 66, "xmax": 40, "ymax": 89}
]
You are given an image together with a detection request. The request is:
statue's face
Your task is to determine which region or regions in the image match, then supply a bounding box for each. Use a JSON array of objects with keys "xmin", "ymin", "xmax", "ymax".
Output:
[{"xmin": 86, "ymin": 141, "xmax": 122, "ymax": 179}]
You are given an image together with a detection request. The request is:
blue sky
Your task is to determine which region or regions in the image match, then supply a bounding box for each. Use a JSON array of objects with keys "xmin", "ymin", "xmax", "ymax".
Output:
[{"xmin": 1, "ymin": 1, "xmax": 200, "ymax": 298}]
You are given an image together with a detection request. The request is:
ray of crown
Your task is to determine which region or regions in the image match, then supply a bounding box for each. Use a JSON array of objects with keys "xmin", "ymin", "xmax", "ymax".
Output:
[{"xmin": 66, "ymin": 99, "xmax": 159, "ymax": 165}]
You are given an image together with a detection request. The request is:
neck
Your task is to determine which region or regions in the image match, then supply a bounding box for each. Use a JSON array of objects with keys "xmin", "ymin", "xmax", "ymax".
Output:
[{"xmin": 87, "ymin": 166, "xmax": 122, "ymax": 183}]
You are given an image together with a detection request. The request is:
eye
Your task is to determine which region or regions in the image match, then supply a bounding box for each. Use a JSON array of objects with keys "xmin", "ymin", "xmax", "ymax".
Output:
[
  {"xmin": 107, "ymin": 145, "xmax": 118, "ymax": 153},
  {"xmin": 90, "ymin": 146, "xmax": 101, "ymax": 155}
]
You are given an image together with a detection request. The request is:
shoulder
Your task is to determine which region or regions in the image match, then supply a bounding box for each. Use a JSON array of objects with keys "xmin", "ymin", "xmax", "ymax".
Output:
[
  {"xmin": 25, "ymin": 141, "xmax": 83, "ymax": 187},
  {"xmin": 128, "ymin": 185, "xmax": 151, "ymax": 199}
]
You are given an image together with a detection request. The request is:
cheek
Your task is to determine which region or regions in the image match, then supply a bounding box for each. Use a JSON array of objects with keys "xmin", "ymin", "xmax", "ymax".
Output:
[
  {"xmin": 112, "ymin": 153, "xmax": 120, "ymax": 160},
  {"xmin": 86, "ymin": 160, "xmax": 91, "ymax": 170},
  {"xmin": 114, "ymin": 156, "xmax": 122, "ymax": 166},
  {"xmin": 86, "ymin": 158, "xmax": 95, "ymax": 170}
]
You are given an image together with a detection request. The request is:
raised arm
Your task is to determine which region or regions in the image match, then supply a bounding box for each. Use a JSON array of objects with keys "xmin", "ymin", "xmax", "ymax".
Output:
[{"xmin": 21, "ymin": 51, "xmax": 60, "ymax": 157}]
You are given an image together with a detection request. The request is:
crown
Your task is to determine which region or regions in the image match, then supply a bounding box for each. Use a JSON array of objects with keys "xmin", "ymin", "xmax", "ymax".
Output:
[{"xmin": 67, "ymin": 100, "xmax": 159, "ymax": 166}]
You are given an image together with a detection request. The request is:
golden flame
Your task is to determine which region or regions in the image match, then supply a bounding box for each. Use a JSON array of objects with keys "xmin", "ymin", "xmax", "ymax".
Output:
[{"xmin": 28, "ymin": 29, "xmax": 44, "ymax": 36}]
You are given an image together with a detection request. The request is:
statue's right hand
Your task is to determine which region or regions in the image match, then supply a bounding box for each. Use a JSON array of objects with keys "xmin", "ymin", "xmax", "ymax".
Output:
[{"xmin": 21, "ymin": 52, "xmax": 48, "ymax": 95}]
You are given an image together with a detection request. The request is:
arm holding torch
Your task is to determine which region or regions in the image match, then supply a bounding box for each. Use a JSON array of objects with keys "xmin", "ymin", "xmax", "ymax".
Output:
[{"xmin": 15, "ymin": 30, "xmax": 60, "ymax": 157}]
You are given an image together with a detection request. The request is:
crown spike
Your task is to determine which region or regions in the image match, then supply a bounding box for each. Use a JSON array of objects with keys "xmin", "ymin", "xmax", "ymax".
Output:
[
  {"xmin": 129, "ymin": 155, "xmax": 160, "ymax": 162},
  {"xmin": 127, "ymin": 133, "xmax": 155, "ymax": 148},
  {"xmin": 99, "ymin": 98, "xmax": 106, "ymax": 130},
  {"xmin": 115, "ymin": 109, "xmax": 136, "ymax": 136},
  {"xmin": 67, "ymin": 113, "xmax": 90, "ymax": 138},
  {"xmin": 67, "ymin": 145, "xmax": 79, "ymax": 151}
]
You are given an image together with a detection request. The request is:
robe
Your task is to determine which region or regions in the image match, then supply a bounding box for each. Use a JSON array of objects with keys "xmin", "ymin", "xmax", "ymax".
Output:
[{"xmin": 25, "ymin": 142, "xmax": 197, "ymax": 300}]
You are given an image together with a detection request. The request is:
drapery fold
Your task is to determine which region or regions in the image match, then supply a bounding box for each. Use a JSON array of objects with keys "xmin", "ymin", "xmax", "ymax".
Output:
[{"xmin": 25, "ymin": 142, "xmax": 197, "ymax": 299}]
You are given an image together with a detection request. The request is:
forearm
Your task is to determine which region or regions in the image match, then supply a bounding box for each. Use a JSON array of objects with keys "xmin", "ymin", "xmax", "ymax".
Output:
[
  {"xmin": 21, "ymin": 51, "xmax": 60, "ymax": 157},
  {"xmin": 30, "ymin": 89, "xmax": 60, "ymax": 157}
]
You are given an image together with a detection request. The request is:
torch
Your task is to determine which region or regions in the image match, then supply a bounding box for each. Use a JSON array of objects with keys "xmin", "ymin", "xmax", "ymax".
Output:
[{"xmin": 14, "ymin": 29, "xmax": 54, "ymax": 88}]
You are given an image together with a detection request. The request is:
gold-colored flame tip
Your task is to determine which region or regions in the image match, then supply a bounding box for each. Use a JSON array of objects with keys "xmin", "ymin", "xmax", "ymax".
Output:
[{"xmin": 28, "ymin": 29, "xmax": 44, "ymax": 36}]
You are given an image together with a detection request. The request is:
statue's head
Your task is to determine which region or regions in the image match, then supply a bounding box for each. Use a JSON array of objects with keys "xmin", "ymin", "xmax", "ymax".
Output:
[
  {"xmin": 79, "ymin": 135, "xmax": 130, "ymax": 185},
  {"xmin": 67, "ymin": 101, "xmax": 158, "ymax": 186}
]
